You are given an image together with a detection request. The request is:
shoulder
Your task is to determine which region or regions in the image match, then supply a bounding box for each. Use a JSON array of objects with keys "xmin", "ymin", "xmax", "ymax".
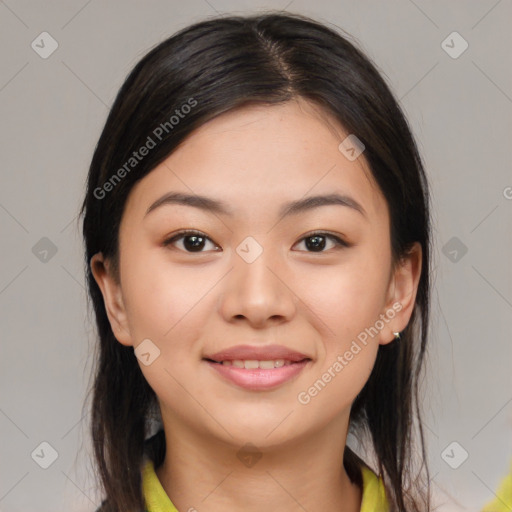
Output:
[
  {"xmin": 142, "ymin": 456, "xmax": 180, "ymax": 511},
  {"xmin": 360, "ymin": 464, "xmax": 390, "ymax": 512},
  {"xmin": 480, "ymin": 458, "xmax": 512, "ymax": 511}
]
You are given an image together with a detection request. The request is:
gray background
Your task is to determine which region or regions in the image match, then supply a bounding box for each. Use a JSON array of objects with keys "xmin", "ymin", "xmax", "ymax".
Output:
[{"xmin": 1, "ymin": 1, "xmax": 511, "ymax": 511}]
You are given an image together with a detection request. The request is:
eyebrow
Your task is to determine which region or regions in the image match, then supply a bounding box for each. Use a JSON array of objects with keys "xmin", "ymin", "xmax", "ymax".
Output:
[{"xmin": 144, "ymin": 191, "xmax": 367, "ymax": 219}]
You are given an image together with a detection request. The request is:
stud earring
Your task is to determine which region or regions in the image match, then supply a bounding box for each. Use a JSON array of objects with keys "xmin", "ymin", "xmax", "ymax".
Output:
[{"xmin": 393, "ymin": 331, "xmax": 401, "ymax": 341}]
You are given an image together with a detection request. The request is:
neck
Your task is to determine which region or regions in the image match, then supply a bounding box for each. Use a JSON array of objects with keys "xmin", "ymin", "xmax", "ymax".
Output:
[{"xmin": 154, "ymin": 413, "xmax": 362, "ymax": 512}]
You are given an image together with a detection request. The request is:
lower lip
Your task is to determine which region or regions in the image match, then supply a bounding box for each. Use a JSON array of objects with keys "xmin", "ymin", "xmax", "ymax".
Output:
[{"xmin": 205, "ymin": 360, "xmax": 310, "ymax": 391}]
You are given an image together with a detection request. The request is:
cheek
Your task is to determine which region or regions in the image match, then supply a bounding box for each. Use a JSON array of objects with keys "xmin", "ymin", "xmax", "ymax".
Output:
[
  {"xmin": 293, "ymin": 256, "xmax": 387, "ymax": 401},
  {"xmin": 120, "ymin": 247, "xmax": 218, "ymax": 342},
  {"xmin": 296, "ymin": 257, "xmax": 388, "ymax": 344},
  {"xmin": 120, "ymin": 251, "xmax": 216, "ymax": 415},
  {"xmin": 296, "ymin": 343, "xmax": 378, "ymax": 424}
]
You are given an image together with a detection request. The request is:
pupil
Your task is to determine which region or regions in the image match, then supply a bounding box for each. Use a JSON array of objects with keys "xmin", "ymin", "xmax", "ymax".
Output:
[
  {"xmin": 184, "ymin": 235, "xmax": 205, "ymax": 251},
  {"xmin": 306, "ymin": 235, "xmax": 325, "ymax": 251},
  {"xmin": 182, "ymin": 235, "xmax": 326, "ymax": 252}
]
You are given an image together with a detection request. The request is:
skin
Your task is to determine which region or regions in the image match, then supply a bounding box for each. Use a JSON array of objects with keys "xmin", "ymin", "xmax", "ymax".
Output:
[{"xmin": 91, "ymin": 97, "xmax": 422, "ymax": 512}]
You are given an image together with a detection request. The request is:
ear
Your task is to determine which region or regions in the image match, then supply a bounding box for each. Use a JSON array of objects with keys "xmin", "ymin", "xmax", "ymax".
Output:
[
  {"xmin": 90, "ymin": 252, "xmax": 133, "ymax": 346},
  {"xmin": 378, "ymin": 242, "xmax": 422, "ymax": 345}
]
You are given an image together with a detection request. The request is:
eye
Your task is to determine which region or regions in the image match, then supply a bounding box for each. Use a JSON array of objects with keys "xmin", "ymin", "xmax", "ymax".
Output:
[
  {"xmin": 293, "ymin": 231, "xmax": 350, "ymax": 253},
  {"xmin": 162, "ymin": 230, "xmax": 220, "ymax": 253},
  {"xmin": 163, "ymin": 229, "xmax": 350, "ymax": 254}
]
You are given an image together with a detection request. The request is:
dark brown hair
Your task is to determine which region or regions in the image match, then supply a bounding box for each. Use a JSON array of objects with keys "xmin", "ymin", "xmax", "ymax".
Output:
[{"xmin": 80, "ymin": 11, "xmax": 432, "ymax": 511}]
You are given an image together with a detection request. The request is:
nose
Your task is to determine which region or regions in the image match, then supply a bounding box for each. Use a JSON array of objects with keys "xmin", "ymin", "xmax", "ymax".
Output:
[{"xmin": 217, "ymin": 246, "xmax": 297, "ymax": 328}]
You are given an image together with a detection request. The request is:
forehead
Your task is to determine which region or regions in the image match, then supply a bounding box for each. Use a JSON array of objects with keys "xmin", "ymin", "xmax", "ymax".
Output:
[{"xmin": 122, "ymin": 98, "xmax": 387, "ymax": 224}]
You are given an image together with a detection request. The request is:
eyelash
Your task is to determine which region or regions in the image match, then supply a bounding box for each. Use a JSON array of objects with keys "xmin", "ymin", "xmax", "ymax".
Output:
[{"xmin": 162, "ymin": 229, "xmax": 350, "ymax": 253}]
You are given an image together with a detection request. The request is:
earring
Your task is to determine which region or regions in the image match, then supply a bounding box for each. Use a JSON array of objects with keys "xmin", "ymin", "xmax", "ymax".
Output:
[{"xmin": 393, "ymin": 331, "xmax": 401, "ymax": 341}]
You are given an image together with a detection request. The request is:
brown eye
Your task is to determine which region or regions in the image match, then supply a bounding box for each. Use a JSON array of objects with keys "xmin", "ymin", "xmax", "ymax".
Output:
[
  {"xmin": 294, "ymin": 232, "xmax": 349, "ymax": 252},
  {"xmin": 163, "ymin": 230, "xmax": 219, "ymax": 253}
]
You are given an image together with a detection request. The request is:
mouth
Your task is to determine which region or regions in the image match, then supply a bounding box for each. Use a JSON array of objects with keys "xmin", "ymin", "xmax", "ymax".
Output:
[
  {"xmin": 202, "ymin": 357, "xmax": 312, "ymax": 390},
  {"xmin": 203, "ymin": 357, "xmax": 311, "ymax": 369}
]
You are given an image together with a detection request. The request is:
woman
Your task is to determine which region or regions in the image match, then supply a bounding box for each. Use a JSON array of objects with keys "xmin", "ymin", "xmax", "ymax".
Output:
[{"xmin": 81, "ymin": 11, "xmax": 432, "ymax": 511}]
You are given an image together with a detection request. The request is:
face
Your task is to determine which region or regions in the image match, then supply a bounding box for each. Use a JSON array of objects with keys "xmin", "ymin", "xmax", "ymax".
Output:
[{"xmin": 92, "ymin": 98, "xmax": 421, "ymax": 449}]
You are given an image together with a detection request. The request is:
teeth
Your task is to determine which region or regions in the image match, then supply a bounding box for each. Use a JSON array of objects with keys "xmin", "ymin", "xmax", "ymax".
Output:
[
  {"xmin": 220, "ymin": 359, "xmax": 290, "ymax": 368},
  {"xmin": 259, "ymin": 360, "xmax": 279, "ymax": 369}
]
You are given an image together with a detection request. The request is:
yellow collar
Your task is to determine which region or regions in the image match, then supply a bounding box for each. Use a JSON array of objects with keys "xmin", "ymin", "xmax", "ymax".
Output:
[{"xmin": 142, "ymin": 457, "xmax": 389, "ymax": 512}]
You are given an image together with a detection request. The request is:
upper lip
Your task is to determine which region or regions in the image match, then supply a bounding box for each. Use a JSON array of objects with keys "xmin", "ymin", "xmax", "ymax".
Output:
[{"xmin": 204, "ymin": 344, "xmax": 311, "ymax": 363}]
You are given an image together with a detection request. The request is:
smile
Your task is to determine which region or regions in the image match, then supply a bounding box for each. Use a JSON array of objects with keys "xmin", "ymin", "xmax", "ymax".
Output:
[
  {"xmin": 203, "ymin": 358, "xmax": 311, "ymax": 390},
  {"xmin": 205, "ymin": 358, "xmax": 305, "ymax": 369}
]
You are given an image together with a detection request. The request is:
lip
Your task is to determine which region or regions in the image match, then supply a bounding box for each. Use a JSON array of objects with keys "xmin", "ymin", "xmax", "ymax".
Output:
[
  {"xmin": 205, "ymin": 359, "xmax": 311, "ymax": 391},
  {"xmin": 203, "ymin": 344, "xmax": 312, "ymax": 391},
  {"xmin": 204, "ymin": 344, "xmax": 310, "ymax": 363}
]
